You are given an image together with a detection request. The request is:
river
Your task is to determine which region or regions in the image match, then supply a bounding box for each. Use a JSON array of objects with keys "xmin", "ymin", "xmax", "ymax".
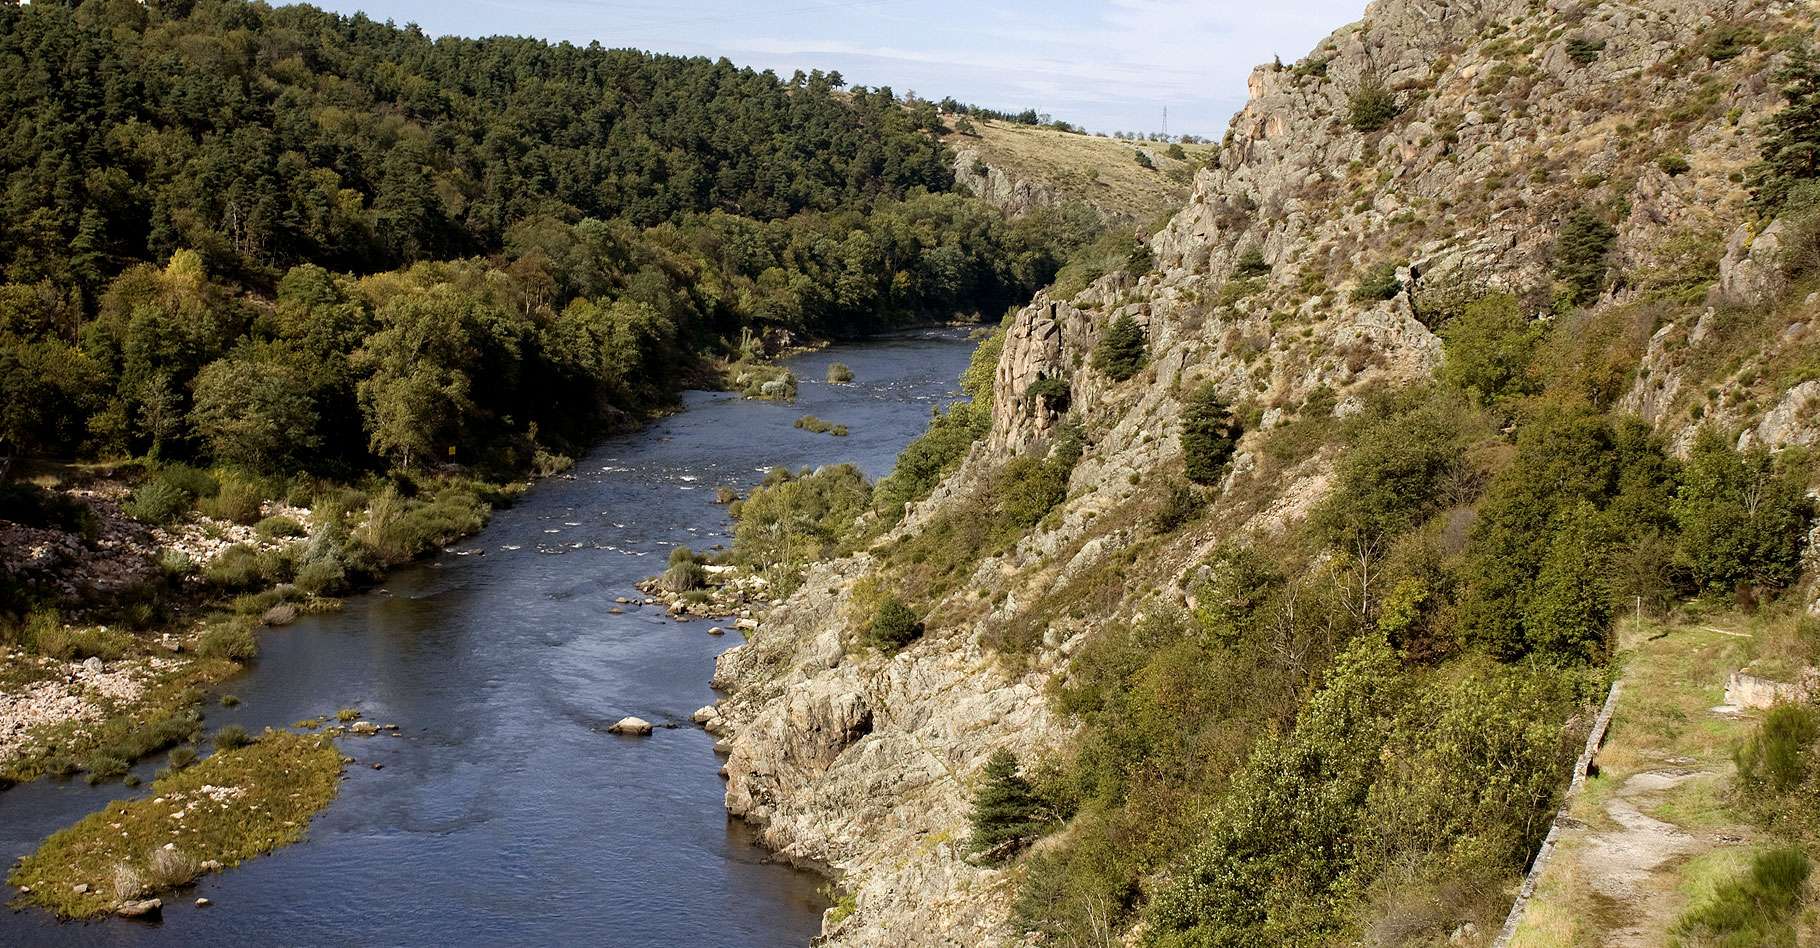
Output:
[{"xmin": 0, "ymin": 329, "xmax": 978, "ymax": 946}]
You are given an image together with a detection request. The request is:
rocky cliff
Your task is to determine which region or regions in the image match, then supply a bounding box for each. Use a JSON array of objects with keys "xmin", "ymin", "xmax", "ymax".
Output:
[{"xmin": 712, "ymin": 0, "xmax": 1819, "ymax": 942}]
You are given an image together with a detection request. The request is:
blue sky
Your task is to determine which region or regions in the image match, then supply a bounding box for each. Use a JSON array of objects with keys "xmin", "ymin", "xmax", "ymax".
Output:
[{"xmin": 310, "ymin": 0, "xmax": 1367, "ymax": 137}]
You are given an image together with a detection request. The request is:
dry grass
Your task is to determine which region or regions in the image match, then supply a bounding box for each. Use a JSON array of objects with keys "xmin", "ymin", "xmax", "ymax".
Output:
[{"xmin": 943, "ymin": 119, "xmax": 1214, "ymax": 223}]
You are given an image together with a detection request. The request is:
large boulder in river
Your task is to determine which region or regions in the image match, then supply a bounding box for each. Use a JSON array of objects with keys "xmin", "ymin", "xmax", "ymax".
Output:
[
  {"xmin": 607, "ymin": 716, "xmax": 654, "ymax": 736},
  {"xmin": 692, "ymin": 706, "xmax": 719, "ymax": 724}
]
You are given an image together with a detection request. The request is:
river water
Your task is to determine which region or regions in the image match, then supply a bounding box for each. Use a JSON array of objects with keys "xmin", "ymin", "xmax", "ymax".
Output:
[{"xmin": 0, "ymin": 329, "xmax": 977, "ymax": 947}]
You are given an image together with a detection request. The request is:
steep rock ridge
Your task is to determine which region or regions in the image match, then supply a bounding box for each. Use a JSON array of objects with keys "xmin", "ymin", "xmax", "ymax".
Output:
[{"xmin": 713, "ymin": 0, "xmax": 1816, "ymax": 942}]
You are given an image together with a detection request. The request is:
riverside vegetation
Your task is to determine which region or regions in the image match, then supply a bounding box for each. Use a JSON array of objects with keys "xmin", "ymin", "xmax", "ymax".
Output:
[{"xmin": 0, "ymin": 0, "xmax": 1137, "ymax": 919}]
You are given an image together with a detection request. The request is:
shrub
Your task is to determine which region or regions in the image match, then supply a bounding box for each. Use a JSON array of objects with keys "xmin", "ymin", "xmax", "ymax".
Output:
[
  {"xmin": 82, "ymin": 754, "xmax": 130, "ymax": 785},
  {"xmin": 1735, "ymin": 704, "xmax": 1818, "ymax": 795},
  {"xmin": 1166, "ymin": 143, "xmax": 1187, "ymax": 160},
  {"xmin": 1672, "ymin": 430, "xmax": 1813, "ymax": 596},
  {"xmin": 1351, "ymin": 261, "xmax": 1404, "ymax": 302},
  {"xmin": 124, "ymin": 478, "xmax": 193, "ymax": 525},
  {"xmin": 196, "ymin": 617, "xmax": 259, "ymax": 661},
  {"xmin": 731, "ymin": 464, "xmax": 872, "ymax": 591},
  {"xmin": 1232, "ymin": 246, "xmax": 1271, "ymax": 279},
  {"xmin": 0, "ymin": 482, "xmax": 97, "ymax": 535},
  {"xmin": 1553, "ymin": 208, "xmax": 1616, "ymax": 306},
  {"xmin": 659, "ymin": 560, "xmax": 706, "ymax": 593},
  {"xmin": 204, "ymin": 543, "xmax": 274, "ymax": 590},
  {"xmin": 868, "ymin": 596, "xmax": 924, "ymax": 652},
  {"xmin": 1146, "ymin": 479, "xmax": 1202, "ymax": 534},
  {"xmin": 212, "ymin": 725, "xmax": 253, "ymax": 750},
  {"xmin": 968, "ymin": 750, "xmax": 1045, "ymax": 862},
  {"xmin": 1566, "ymin": 36, "xmax": 1606, "ymax": 65},
  {"xmin": 825, "ymin": 362, "xmax": 854, "ymax": 384},
  {"xmin": 200, "ymin": 479, "xmax": 265, "ymax": 525},
  {"xmin": 167, "ymin": 745, "xmax": 198, "ymax": 770},
  {"xmin": 1672, "ymin": 846, "xmax": 1810, "ymax": 945},
  {"xmin": 668, "ymin": 545, "xmax": 698, "ymax": 566},
  {"xmin": 255, "ymin": 515, "xmax": 305, "ymax": 539},
  {"xmin": 1348, "ymin": 79, "xmax": 1400, "ymax": 132},
  {"xmin": 1134, "ymin": 148, "xmax": 1155, "ymax": 170},
  {"xmin": 1438, "ymin": 293, "xmax": 1543, "ymax": 407},
  {"xmin": 21, "ymin": 611, "xmax": 133, "ymax": 661},
  {"xmin": 1180, "ymin": 383, "xmax": 1241, "ymax": 486},
  {"xmin": 1093, "ymin": 314, "xmax": 1147, "ymax": 382},
  {"xmin": 1657, "ymin": 154, "xmax": 1690, "ymax": 177}
]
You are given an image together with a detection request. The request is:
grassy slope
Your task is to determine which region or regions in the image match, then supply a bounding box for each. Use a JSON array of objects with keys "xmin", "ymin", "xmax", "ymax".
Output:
[
  {"xmin": 941, "ymin": 118, "xmax": 1215, "ymax": 224},
  {"xmin": 1511, "ymin": 612, "xmax": 1818, "ymax": 946}
]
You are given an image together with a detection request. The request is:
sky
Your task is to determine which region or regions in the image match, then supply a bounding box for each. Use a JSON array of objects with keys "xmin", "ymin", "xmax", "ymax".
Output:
[{"xmin": 309, "ymin": 0, "xmax": 1368, "ymax": 137}]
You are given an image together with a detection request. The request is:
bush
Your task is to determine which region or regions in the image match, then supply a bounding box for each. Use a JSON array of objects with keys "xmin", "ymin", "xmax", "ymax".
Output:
[
  {"xmin": 968, "ymin": 750, "xmax": 1046, "ymax": 862},
  {"xmin": 868, "ymin": 596, "xmax": 924, "ymax": 652},
  {"xmin": 200, "ymin": 478, "xmax": 265, "ymax": 525},
  {"xmin": 731, "ymin": 464, "xmax": 872, "ymax": 591},
  {"xmin": 1735, "ymin": 704, "xmax": 1818, "ymax": 795},
  {"xmin": 82, "ymin": 754, "xmax": 130, "ymax": 785},
  {"xmin": 0, "ymin": 482, "xmax": 96, "ymax": 535},
  {"xmin": 1133, "ymin": 148, "xmax": 1155, "ymax": 170},
  {"xmin": 1672, "ymin": 430, "xmax": 1813, "ymax": 596},
  {"xmin": 659, "ymin": 560, "xmax": 706, "ymax": 593},
  {"xmin": 255, "ymin": 515, "xmax": 305, "ymax": 538},
  {"xmin": 124, "ymin": 478, "xmax": 194, "ymax": 525},
  {"xmin": 204, "ymin": 543, "xmax": 276, "ymax": 590},
  {"xmin": 1165, "ymin": 143, "xmax": 1187, "ymax": 160},
  {"xmin": 1232, "ymin": 246, "xmax": 1270, "ymax": 279},
  {"xmin": 1672, "ymin": 846, "xmax": 1810, "ymax": 945},
  {"xmin": 167, "ymin": 745, "xmax": 198, "ymax": 770},
  {"xmin": 668, "ymin": 545, "xmax": 698, "ymax": 567},
  {"xmin": 825, "ymin": 362, "xmax": 854, "ymax": 384},
  {"xmin": 1180, "ymin": 383, "xmax": 1241, "ymax": 486},
  {"xmin": 1438, "ymin": 293, "xmax": 1543, "ymax": 407},
  {"xmin": 1566, "ymin": 35, "xmax": 1606, "ymax": 65},
  {"xmin": 212, "ymin": 725, "xmax": 253, "ymax": 750},
  {"xmin": 196, "ymin": 617, "xmax": 259, "ymax": 661},
  {"xmin": 1657, "ymin": 154, "xmax": 1690, "ymax": 177},
  {"xmin": 1093, "ymin": 314, "xmax": 1147, "ymax": 382},
  {"xmin": 1351, "ymin": 261, "xmax": 1404, "ymax": 302},
  {"xmin": 1348, "ymin": 79, "xmax": 1400, "ymax": 132},
  {"xmin": 21, "ymin": 611, "xmax": 133, "ymax": 660},
  {"xmin": 1147, "ymin": 479, "xmax": 1202, "ymax": 535}
]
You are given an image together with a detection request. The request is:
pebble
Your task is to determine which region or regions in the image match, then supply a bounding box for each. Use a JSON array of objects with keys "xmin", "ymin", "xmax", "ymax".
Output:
[{"xmin": 195, "ymin": 897, "xmax": 211, "ymax": 907}]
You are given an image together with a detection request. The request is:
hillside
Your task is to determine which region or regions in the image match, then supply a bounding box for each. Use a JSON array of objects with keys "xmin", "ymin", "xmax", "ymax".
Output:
[
  {"xmin": 942, "ymin": 118, "xmax": 1215, "ymax": 224},
  {"xmin": 706, "ymin": 0, "xmax": 1820, "ymax": 944}
]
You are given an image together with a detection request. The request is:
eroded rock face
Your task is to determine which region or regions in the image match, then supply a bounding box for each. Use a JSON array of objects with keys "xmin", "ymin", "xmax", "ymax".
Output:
[
  {"xmin": 716, "ymin": 0, "xmax": 1817, "ymax": 941},
  {"xmin": 950, "ymin": 147, "xmax": 1057, "ymax": 218}
]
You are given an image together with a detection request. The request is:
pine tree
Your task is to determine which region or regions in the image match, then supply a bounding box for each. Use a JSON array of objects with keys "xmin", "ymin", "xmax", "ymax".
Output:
[
  {"xmin": 1180, "ymin": 382, "xmax": 1241, "ymax": 485},
  {"xmin": 1553, "ymin": 208, "xmax": 1617, "ymax": 306},
  {"xmin": 967, "ymin": 750, "xmax": 1043, "ymax": 862},
  {"xmin": 1751, "ymin": 51, "xmax": 1820, "ymax": 214},
  {"xmin": 1093, "ymin": 314, "xmax": 1147, "ymax": 381}
]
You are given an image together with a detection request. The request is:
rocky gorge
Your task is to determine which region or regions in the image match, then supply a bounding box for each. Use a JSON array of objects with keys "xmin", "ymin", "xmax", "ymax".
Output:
[{"xmin": 704, "ymin": 0, "xmax": 1820, "ymax": 943}]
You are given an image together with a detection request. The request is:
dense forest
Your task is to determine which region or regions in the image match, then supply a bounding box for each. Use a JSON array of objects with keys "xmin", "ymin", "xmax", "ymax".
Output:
[{"xmin": 0, "ymin": 0, "xmax": 1101, "ymax": 484}]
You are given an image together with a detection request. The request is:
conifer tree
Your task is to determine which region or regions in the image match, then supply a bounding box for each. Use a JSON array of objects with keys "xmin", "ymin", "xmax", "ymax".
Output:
[{"xmin": 967, "ymin": 750, "xmax": 1043, "ymax": 862}]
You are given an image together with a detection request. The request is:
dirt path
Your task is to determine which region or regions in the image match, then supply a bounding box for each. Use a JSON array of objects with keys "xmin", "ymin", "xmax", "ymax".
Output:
[{"xmin": 1507, "ymin": 620, "xmax": 1764, "ymax": 947}]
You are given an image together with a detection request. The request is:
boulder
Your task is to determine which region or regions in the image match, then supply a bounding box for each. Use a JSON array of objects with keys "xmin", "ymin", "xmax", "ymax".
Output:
[
  {"xmin": 607, "ymin": 716, "xmax": 654, "ymax": 736},
  {"xmin": 115, "ymin": 898, "xmax": 162, "ymax": 920},
  {"xmin": 80, "ymin": 657, "xmax": 103, "ymax": 675},
  {"xmin": 261, "ymin": 604, "xmax": 298, "ymax": 627},
  {"xmin": 349, "ymin": 721, "xmax": 380, "ymax": 736},
  {"xmin": 692, "ymin": 706, "xmax": 719, "ymax": 724}
]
